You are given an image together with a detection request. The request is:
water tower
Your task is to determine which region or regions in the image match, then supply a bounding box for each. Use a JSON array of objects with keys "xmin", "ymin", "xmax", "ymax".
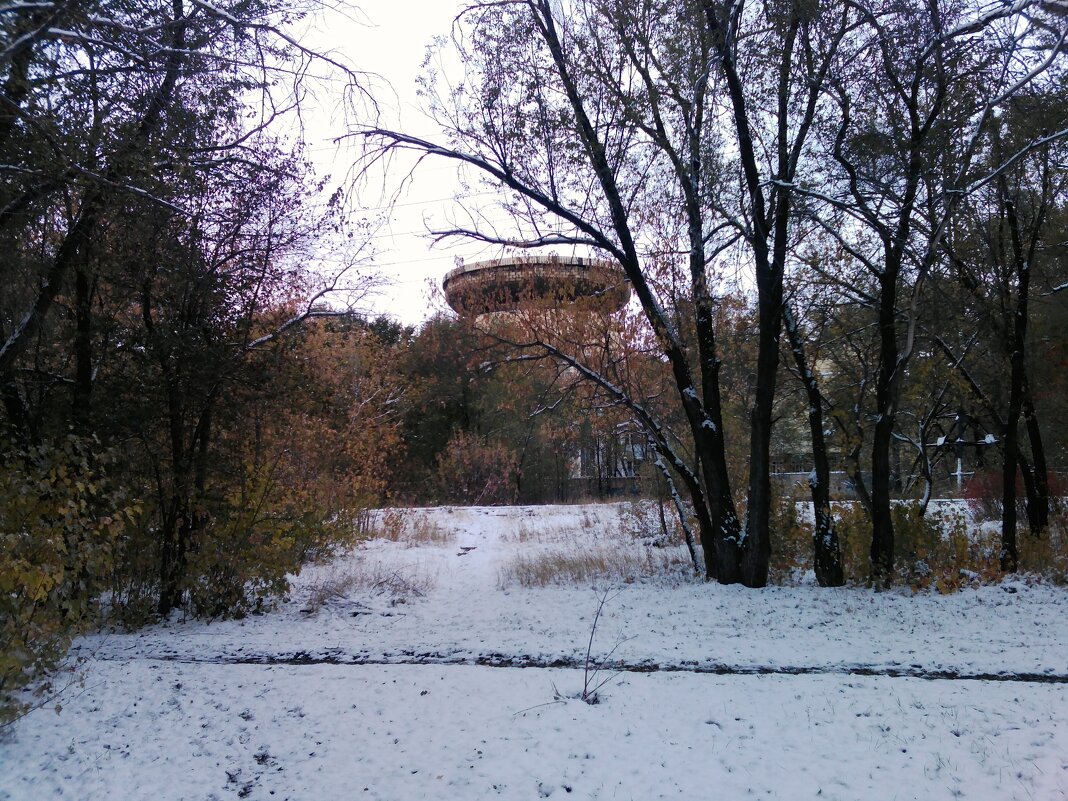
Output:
[
  {"xmin": 442, "ymin": 254, "xmax": 640, "ymax": 497},
  {"xmin": 442, "ymin": 254, "xmax": 631, "ymax": 317}
]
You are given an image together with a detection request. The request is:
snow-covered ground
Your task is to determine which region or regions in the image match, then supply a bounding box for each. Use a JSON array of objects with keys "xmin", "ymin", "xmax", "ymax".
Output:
[{"xmin": 3, "ymin": 503, "xmax": 1067, "ymax": 800}]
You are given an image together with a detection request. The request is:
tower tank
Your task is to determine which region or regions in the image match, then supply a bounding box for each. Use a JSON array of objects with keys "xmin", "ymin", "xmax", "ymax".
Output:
[{"xmin": 442, "ymin": 254, "xmax": 631, "ymax": 317}]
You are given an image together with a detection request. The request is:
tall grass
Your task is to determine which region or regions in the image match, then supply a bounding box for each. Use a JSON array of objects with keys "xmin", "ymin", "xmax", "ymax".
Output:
[
  {"xmin": 499, "ymin": 545, "xmax": 696, "ymax": 587},
  {"xmin": 363, "ymin": 508, "xmax": 454, "ymax": 546}
]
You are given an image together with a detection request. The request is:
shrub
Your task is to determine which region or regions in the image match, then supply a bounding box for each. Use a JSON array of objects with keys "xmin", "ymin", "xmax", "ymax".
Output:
[
  {"xmin": 833, "ymin": 502, "xmax": 872, "ymax": 584},
  {"xmin": 964, "ymin": 469, "xmax": 1017, "ymax": 521},
  {"xmin": 963, "ymin": 469, "xmax": 1066, "ymax": 524},
  {"xmin": 834, "ymin": 502, "xmax": 1004, "ymax": 591},
  {"xmin": 0, "ymin": 437, "xmax": 137, "ymax": 721},
  {"xmin": 768, "ymin": 497, "xmax": 813, "ymax": 582},
  {"xmin": 891, "ymin": 503, "xmax": 1000, "ymax": 592},
  {"xmin": 1018, "ymin": 514, "xmax": 1068, "ymax": 583},
  {"xmin": 106, "ymin": 455, "xmax": 358, "ymax": 623},
  {"xmin": 183, "ymin": 463, "xmax": 353, "ymax": 619},
  {"xmin": 105, "ymin": 513, "xmax": 159, "ymax": 628},
  {"xmin": 434, "ymin": 432, "xmax": 517, "ymax": 505}
]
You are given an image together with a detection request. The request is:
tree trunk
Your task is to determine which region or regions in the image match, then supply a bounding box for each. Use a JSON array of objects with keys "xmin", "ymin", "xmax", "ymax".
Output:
[
  {"xmin": 72, "ymin": 263, "xmax": 93, "ymax": 432},
  {"xmin": 1000, "ymin": 197, "xmax": 1031, "ymax": 572},
  {"xmin": 650, "ymin": 442, "xmax": 700, "ymax": 575},
  {"xmin": 1018, "ymin": 453, "xmax": 1041, "ymax": 535},
  {"xmin": 742, "ymin": 279, "xmax": 780, "ymax": 587},
  {"xmin": 158, "ymin": 369, "xmax": 191, "ymax": 615},
  {"xmin": 847, "ymin": 439, "xmax": 873, "ymax": 516},
  {"xmin": 157, "ymin": 502, "xmax": 182, "ymax": 616},
  {"xmin": 1001, "ymin": 423, "xmax": 1021, "ymax": 572},
  {"xmin": 695, "ymin": 435, "xmax": 742, "ymax": 583},
  {"xmin": 692, "ymin": 305, "xmax": 743, "ymax": 583},
  {"xmin": 784, "ymin": 306, "xmax": 843, "ymax": 586},
  {"xmin": 870, "ymin": 271, "xmax": 899, "ymax": 587},
  {"xmin": 1, "ymin": 377, "xmax": 33, "ymax": 445},
  {"xmin": 1021, "ymin": 386, "xmax": 1049, "ymax": 533}
]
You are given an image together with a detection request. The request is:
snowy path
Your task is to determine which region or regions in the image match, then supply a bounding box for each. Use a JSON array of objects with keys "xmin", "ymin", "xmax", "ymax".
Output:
[
  {"xmin": 3, "ymin": 503, "xmax": 1068, "ymax": 800},
  {"xmin": 71, "ymin": 505, "xmax": 1068, "ymax": 678}
]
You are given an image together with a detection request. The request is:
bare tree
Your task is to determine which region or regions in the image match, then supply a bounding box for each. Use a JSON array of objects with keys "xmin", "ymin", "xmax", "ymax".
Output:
[
  {"xmin": 937, "ymin": 96, "xmax": 1067, "ymax": 569},
  {"xmin": 788, "ymin": 0, "xmax": 1068, "ymax": 584},
  {"xmin": 361, "ymin": 0, "xmax": 853, "ymax": 586}
]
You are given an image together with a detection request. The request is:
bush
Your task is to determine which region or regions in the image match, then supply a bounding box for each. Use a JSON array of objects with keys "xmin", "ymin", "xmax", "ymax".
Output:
[
  {"xmin": 1018, "ymin": 514, "xmax": 1068, "ymax": 583},
  {"xmin": 835, "ymin": 502, "xmax": 1004, "ymax": 591},
  {"xmin": 0, "ymin": 437, "xmax": 137, "ymax": 721},
  {"xmin": 768, "ymin": 497, "xmax": 813, "ymax": 582},
  {"xmin": 832, "ymin": 502, "xmax": 871, "ymax": 584},
  {"xmin": 182, "ymin": 464, "xmax": 354, "ymax": 619},
  {"xmin": 964, "ymin": 469, "xmax": 1019, "ymax": 521},
  {"xmin": 891, "ymin": 503, "xmax": 1000, "ymax": 592},
  {"xmin": 104, "ymin": 454, "xmax": 360, "ymax": 623},
  {"xmin": 964, "ymin": 469, "xmax": 1066, "ymax": 524},
  {"xmin": 434, "ymin": 432, "xmax": 517, "ymax": 505}
]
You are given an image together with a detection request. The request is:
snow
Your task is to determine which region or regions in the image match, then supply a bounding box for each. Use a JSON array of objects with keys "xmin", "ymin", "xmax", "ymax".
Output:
[{"xmin": 3, "ymin": 502, "xmax": 1067, "ymax": 800}]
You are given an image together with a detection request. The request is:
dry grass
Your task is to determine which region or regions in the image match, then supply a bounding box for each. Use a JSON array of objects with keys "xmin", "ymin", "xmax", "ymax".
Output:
[
  {"xmin": 498, "ymin": 502, "xmax": 698, "ymax": 587},
  {"xmin": 499, "ymin": 507, "xmax": 605, "ymax": 544},
  {"xmin": 504, "ymin": 502, "xmax": 677, "ymax": 545},
  {"xmin": 1018, "ymin": 515, "xmax": 1068, "ymax": 584},
  {"xmin": 498, "ymin": 543, "xmax": 696, "ymax": 588},
  {"xmin": 364, "ymin": 508, "xmax": 454, "ymax": 546},
  {"xmin": 774, "ymin": 500, "xmax": 1068, "ymax": 590},
  {"xmin": 301, "ymin": 558, "xmax": 436, "ymax": 613},
  {"xmin": 502, "ymin": 520, "xmax": 573, "ymax": 544}
]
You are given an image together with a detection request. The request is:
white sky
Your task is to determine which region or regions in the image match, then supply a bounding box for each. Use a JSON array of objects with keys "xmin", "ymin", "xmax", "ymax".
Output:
[
  {"xmin": 292, "ymin": 1, "xmax": 732, "ymax": 327},
  {"xmin": 297, "ymin": 0, "xmax": 509, "ymax": 326}
]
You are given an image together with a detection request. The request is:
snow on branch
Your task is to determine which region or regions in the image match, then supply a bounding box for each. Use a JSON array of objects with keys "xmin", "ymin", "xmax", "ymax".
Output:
[
  {"xmin": 1047, "ymin": 281, "xmax": 1068, "ymax": 295},
  {"xmin": 530, "ymin": 341, "xmax": 703, "ymax": 497},
  {"xmin": 964, "ymin": 126, "xmax": 1068, "ymax": 195},
  {"xmin": 936, "ymin": 0, "xmax": 1042, "ymax": 43},
  {"xmin": 428, "ymin": 226, "xmax": 600, "ymax": 251}
]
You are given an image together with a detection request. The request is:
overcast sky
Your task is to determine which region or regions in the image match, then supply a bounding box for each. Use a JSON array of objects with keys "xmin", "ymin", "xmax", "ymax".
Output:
[{"xmin": 297, "ymin": 0, "xmax": 507, "ymax": 326}]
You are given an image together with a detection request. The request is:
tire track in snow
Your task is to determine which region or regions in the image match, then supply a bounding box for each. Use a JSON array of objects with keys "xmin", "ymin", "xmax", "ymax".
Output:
[{"xmin": 93, "ymin": 650, "xmax": 1068, "ymax": 684}]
